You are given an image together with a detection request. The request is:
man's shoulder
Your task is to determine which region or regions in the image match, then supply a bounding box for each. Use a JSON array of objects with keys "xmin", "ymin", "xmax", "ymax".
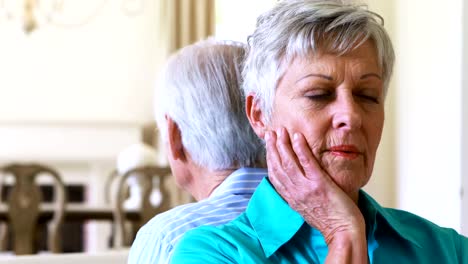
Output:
[
  {"xmin": 137, "ymin": 201, "xmax": 204, "ymax": 237},
  {"xmin": 136, "ymin": 193, "xmax": 253, "ymax": 242},
  {"xmin": 183, "ymin": 211, "xmax": 256, "ymax": 246},
  {"xmin": 130, "ymin": 194, "xmax": 255, "ymax": 263},
  {"xmin": 128, "ymin": 202, "xmax": 214, "ymax": 264}
]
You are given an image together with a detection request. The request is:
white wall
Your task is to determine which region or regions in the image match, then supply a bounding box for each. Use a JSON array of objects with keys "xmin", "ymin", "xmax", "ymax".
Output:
[
  {"xmin": 0, "ymin": 0, "xmax": 159, "ymax": 124},
  {"xmin": 215, "ymin": 0, "xmax": 276, "ymax": 42},
  {"xmin": 395, "ymin": 0, "xmax": 463, "ymax": 232},
  {"xmin": 462, "ymin": 0, "xmax": 468, "ymax": 235}
]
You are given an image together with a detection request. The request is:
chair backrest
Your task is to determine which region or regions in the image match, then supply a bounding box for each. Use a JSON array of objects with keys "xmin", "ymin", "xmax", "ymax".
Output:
[
  {"xmin": 0, "ymin": 163, "xmax": 67, "ymax": 255},
  {"xmin": 110, "ymin": 165, "xmax": 171, "ymax": 248}
]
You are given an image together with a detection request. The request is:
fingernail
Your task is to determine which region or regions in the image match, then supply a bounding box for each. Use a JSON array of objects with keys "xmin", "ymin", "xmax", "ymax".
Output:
[
  {"xmin": 293, "ymin": 133, "xmax": 299, "ymax": 141},
  {"xmin": 264, "ymin": 131, "xmax": 270, "ymax": 141},
  {"xmin": 276, "ymin": 128, "xmax": 282, "ymax": 137}
]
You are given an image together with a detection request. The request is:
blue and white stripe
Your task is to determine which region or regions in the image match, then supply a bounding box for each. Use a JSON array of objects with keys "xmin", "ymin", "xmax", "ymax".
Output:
[{"xmin": 127, "ymin": 167, "xmax": 267, "ymax": 264}]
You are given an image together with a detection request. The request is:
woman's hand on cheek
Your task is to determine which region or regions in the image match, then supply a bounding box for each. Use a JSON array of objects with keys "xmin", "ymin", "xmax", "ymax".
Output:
[{"xmin": 265, "ymin": 127, "xmax": 366, "ymax": 246}]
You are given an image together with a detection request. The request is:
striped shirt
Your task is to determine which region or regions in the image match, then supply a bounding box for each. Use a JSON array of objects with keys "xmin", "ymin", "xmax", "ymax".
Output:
[{"xmin": 127, "ymin": 167, "xmax": 267, "ymax": 264}]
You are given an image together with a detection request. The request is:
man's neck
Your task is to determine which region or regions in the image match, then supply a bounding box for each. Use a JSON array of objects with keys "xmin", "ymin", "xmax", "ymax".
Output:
[{"xmin": 190, "ymin": 166, "xmax": 237, "ymax": 201}]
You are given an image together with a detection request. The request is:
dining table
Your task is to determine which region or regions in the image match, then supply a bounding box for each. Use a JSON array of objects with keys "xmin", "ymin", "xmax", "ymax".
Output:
[
  {"xmin": 0, "ymin": 203, "xmax": 139, "ymax": 222},
  {"xmin": 0, "ymin": 203, "xmax": 140, "ymax": 254}
]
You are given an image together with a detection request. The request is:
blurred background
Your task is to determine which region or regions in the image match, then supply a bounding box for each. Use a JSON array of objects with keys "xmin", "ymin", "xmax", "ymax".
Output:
[{"xmin": 0, "ymin": 0, "xmax": 466, "ymax": 255}]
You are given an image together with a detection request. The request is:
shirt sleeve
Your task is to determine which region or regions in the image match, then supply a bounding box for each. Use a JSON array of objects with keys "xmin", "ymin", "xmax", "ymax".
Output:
[
  {"xmin": 170, "ymin": 227, "xmax": 234, "ymax": 264},
  {"xmin": 128, "ymin": 231, "xmax": 173, "ymax": 264}
]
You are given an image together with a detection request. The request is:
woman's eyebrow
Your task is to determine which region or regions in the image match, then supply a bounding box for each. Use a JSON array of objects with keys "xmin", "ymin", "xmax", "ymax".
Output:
[
  {"xmin": 296, "ymin": 73, "xmax": 333, "ymax": 83},
  {"xmin": 360, "ymin": 73, "xmax": 382, "ymax": 80}
]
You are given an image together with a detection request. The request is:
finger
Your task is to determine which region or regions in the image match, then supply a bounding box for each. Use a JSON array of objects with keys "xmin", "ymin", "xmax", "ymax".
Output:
[
  {"xmin": 291, "ymin": 132, "xmax": 326, "ymax": 181},
  {"xmin": 265, "ymin": 130, "xmax": 281, "ymax": 170},
  {"xmin": 275, "ymin": 127, "xmax": 304, "ymax": 182},
  {"xmin": 265, "ymin": 130, "xmax": 293, "ymax": 192}
]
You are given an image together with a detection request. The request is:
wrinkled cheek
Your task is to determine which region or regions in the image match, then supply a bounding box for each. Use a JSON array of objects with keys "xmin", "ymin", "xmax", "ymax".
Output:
[
  {"xmin": 365, "ymin": 156, "xmax": 374, "ymax": 179},
  {"xmin": 319, "ymin": 155, "xmax": 368, "ymax": 190},
  {"xmin": 365, "ymin": 145, "xmax": 379, "ymax": 179}
]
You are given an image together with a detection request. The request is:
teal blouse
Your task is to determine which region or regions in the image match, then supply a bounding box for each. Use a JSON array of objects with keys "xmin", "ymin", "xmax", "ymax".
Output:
[{"xmin": 171, "ymin": 177, "xmax": 468, "ymax": 263}]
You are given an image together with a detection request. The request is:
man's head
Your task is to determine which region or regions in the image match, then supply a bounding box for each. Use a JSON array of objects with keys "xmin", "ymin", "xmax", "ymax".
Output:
[{"xmin": 155, "ymin": 39, "xmax": 264, "ymax": 193}]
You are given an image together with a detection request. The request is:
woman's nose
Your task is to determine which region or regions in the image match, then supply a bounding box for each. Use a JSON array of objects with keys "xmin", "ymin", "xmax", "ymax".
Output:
[{"xmin": 332, "ymin": 97, "xmax": 362, "ymax": 131}]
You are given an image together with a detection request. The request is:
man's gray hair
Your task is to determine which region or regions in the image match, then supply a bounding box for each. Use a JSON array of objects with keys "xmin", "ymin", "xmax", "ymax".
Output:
[
  {"xmin": 243, "ymin": 0, "xmax": 395, "ymax": 121},
  {"xmin": 155, "ymin": 39, "xmax": 264, "ymax": 171}
]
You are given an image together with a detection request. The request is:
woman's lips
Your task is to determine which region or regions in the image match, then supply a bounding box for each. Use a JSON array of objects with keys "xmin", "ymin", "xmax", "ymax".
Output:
[{"xmin": 327, "ymin": 145, "xmax": 362, "ymax": 160}]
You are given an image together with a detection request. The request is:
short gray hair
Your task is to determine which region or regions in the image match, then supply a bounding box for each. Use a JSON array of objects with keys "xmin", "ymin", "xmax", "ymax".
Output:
[
  {"xmin": 155, "ymin": 39, "xmax": 264, "ymax": 171},
  {"xmin": 243, "ymin": 0, "xmax": 395, "ymax": 121}
]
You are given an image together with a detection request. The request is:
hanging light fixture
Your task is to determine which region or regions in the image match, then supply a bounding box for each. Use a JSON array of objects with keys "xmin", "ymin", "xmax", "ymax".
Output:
[
  {"xmin": 0, "ymin": 0, "xmax": 144, "ymax": 34},
  {"xmin": 23, "ymin": 0, "xmax": 36, "ymax": 33}
]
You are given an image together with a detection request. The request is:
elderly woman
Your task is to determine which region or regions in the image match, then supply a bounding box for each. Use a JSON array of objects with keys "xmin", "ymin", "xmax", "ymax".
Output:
[{"xmin": 170, "ymin": 1, "xmax": 468, "ymax": 263}]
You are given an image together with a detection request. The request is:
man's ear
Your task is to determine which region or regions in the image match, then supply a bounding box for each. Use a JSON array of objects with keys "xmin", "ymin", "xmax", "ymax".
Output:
[
  {"xmin": 245, "ymin": 93, "xmax": 267, "ymax": 139},
  {"xmin": 165, "ymin": 115, "xmax": 186, "ymax": 161}
]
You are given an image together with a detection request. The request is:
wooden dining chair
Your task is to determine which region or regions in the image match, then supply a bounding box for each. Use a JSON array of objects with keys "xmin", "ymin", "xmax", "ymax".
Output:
[
  {"xmin": 109, "ymin": 165, "xmax": 172, "ymax": 248},
  {"xmin": 0, "ymin": 163, "xmax": 67, "ymax": 255}
]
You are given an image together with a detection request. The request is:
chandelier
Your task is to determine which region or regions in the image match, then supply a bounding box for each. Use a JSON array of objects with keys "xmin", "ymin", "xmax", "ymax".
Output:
[{"xmin": 0, "ymin": 0, "xmax": 144, "ymax": 34}]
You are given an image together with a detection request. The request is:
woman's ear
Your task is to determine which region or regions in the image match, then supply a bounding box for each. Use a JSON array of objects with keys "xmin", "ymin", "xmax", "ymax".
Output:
[
  {"xmin": 245, "ymin": 93, "xmax": 267, "ymax": 139},
  {"xmin": 165, "ymin": 115, "xmax": 187, "ymax": 161}
]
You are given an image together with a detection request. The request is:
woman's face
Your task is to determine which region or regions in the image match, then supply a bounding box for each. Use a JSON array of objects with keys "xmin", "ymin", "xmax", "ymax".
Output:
[{"xmin": 269, "ymin": 40, "xmax": 384, "ymax": 196}]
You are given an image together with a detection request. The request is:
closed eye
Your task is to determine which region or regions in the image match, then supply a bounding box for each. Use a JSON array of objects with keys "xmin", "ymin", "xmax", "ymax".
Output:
[
  {"xmin": 305, "ymin": 90, "xmax": 334, "ymax": 101},
  {"xmin": 307, "ymin": 94, "xmax": 332, "ymax": 101},
  {"xmin": 356, "ymin": 94, "xmax": 380, "ymax": 104}
]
